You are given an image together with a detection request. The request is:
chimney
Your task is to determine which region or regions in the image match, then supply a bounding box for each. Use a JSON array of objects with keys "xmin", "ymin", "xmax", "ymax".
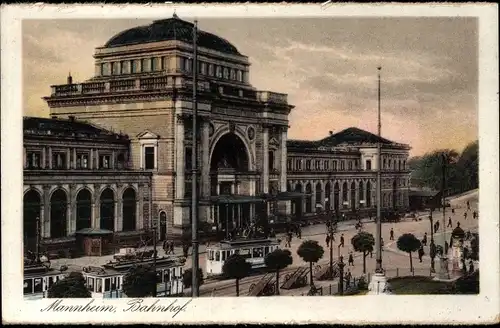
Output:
[{"xmin": 67, "ymin": 72, "xmax": 73, "ymax": 85}]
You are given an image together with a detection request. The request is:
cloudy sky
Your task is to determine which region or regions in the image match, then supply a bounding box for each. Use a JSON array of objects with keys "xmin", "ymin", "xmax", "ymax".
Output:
[{"xmin": 22, "ymin": 17, "xmax": 478, "ymax": 156}]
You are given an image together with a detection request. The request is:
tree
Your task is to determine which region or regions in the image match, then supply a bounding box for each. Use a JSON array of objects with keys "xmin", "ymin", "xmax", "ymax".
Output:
[
  {"xmin": 222, "ymin": 254, "xmax": 251, "ymax": 296},
  {"xmin": 351, "ymin": 231, "xmax": 375, "ymax": 274},
  {"xmin": 47, "ymin": 272, "xmax": 91, "ymax": 298},
  {"xmin": 264, "ymin": 249, "xmax": 293, "ymax": 295},
  {"xmin": 122, "ymin": 264, "xmax": 157, "ymax": 297},
  {"xmin": 297, "ymin": 240, "xmax": 324, "ymax": 286},
  {"xmin": 397, "ymin": 233, "xmax": 421, "ymax": 272},
  {"xmin": 182, "ymin": 268, "xmax": 204, "ymax": 289}
]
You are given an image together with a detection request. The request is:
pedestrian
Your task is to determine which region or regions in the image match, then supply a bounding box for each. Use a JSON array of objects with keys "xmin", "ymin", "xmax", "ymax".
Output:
[
  {"xmin": 162, "ymin": 240, "xmax": 167, "ymax": 253},
  {"xmin": 473, "ymin": 211, "xmax": 477, "ymax": 219},
  {"xmin": 285, "ymin": 235, "xmax": 291, "ymax": 248},
  {"xmin": 469, "ymin": 260, "xmax": 475, "ymax": 274},
  {"xmin": 182, "ymin": 244, "xmax": 189, "ymax": 258},
  {"xmin": 418, "ymin": 246, "xmax": 424, "ymax": 263},
  {"xmin": 326, "ymin": 235, "xmax": 330, "ymax": 248},
  {"xmin": 170, "ymin": 241, "xmax": 175, "ymax": 254},
  {"xmin": 467, "ymin": 200, "xmax": 470, "ymax": 211},
  {"xmin": 451, "ymin": 208, "xmax": 455, "ymax": 215},
  {"xmin": 340, "ymin": 234, "xmax": 345, "ymax": 247},
  {"xmin": 464, "ymin": 211, "xmax": 467, "ymax": 220},
  {"xmin": 422, "ymin": 232, "xmax": 428, "ymax": 246},
  {"xmin": 369, "ymin": 249, "xmax": 373, "ymax": 258},
  {"xmin": 345, "ymin": 269, "xmax": 352, "ymax": 287},
  {"xmin": 444, "ymin": 241, "xmax": 449, "ymax": 254},
  {"xmin": 447, "ymin": 217, "xmax": 452, "ymax": 228},
  {"xmin": 348, "ymin": 252, "xmax": 354, "ymax": 266},
  {"xmin": 390, "ymin": 228, "xmax": 394, "ymax": 241},
  {"xmin": 435, "ymin": 221, "xmax": 440, "ymax": 232}
]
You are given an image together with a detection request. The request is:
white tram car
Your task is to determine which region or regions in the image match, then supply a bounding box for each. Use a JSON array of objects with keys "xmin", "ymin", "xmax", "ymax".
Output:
[
  {"xmin": 206, "ymin": 239, "xmax": 280, "ymax": 276},
  {"xmin": 81, "ymin": 256, "xmax": 185, "ymax": 298},
  {"xmin": 23, "ymin": 264, "xmax": 66, "ymax": 300}
]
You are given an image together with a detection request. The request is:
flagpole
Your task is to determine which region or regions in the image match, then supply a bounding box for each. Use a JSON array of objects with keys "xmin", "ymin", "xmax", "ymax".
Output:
[
  {"xmin": 375, "ymin": 66, "xmax": 383, "ymax": 273},
  {"xmin": 191, "ymin": 19, "xmax": 200, "ymax": 297}
]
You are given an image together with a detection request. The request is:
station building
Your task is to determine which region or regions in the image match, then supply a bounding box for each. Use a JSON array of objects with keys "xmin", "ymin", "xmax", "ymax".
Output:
[{"xmin": 24, "ymin": 15, "xmax": 411, "ymax": 256}]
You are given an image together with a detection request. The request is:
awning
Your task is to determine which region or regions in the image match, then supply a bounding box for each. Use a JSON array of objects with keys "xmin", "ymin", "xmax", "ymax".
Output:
[{"xmin": 75, "ymin": 228, "xmax": 113, "ymax": 235}]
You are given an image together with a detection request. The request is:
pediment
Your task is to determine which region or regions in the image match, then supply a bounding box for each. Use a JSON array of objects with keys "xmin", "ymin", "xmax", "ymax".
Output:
[
  {"xmin": 269, "ymin": 137, "xmax": 280, "ymax": 146},
  {"xmin": 137, "ymin": 130, "xmax": 160, "ymax": 139}
]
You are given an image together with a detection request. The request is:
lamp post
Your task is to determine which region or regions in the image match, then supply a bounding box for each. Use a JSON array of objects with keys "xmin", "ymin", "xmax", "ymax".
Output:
[
  {"xmin": 429, "ymin": 206, "xmax": 436, "ymax": 273},
  {"xmin": 437, "ymin": 154, "xmax": 450, "ymax": 280},
  {"xmin": 152, "ymin": 225, "xmax": 157, "ymax": 297},
  {"xmin": 325, "ymin": 198, "xmax": 336, "ymax": 279}
]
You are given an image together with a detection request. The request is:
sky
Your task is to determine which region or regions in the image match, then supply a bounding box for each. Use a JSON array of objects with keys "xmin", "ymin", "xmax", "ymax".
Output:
[{"xmin": 22, "ymin": 17, "xmax": 478, "ymax": 157}]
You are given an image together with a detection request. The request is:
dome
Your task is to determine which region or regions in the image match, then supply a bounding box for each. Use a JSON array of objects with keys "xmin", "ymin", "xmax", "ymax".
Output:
[{"xmin": 104, "ymin": 15, "xmax": 241, "ymax": 55}]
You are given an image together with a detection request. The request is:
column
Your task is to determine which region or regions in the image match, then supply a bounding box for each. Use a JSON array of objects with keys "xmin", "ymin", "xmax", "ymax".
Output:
[
  {"xmin": 363, "ymin": 180, "xmax": 368, "ymax": 208},
  {"xmin": 93, "ymin": 185, "xmax": 100, "ymax": 229},
  {"xmin": 48, "ymin": 147, "xmax": 52, "ymax": 169},
  {"xmin": 201, "ymin": 119, "xmax": 211, "ymax": 197},
  {"xmin": 68, "ymin": 184, "xmax": 75, "ymax": 236},
  {"xmin": 94, "ymin": 149, "xmax": 99, "ymax": 169},
  {"xmin": 311, "ymin": 181, "xmax": 316, "ymax": 211},
  {"xmin": 39, "ymin": 204, "xmax": 45, "ymax": 239},
  {"xmin": 23, "ymin": 147, "xmax": 27, "ymax": 169},
  {"xmin": 279, "ymin": 127, "xmax": 288, "ymax": 192},
  {"xmin": 66, "ymin": 149, "xmax": 71, "ymax": 169},
  {"xmin": 42, "ymin": 186, "xmax": 51, "ymax": 238},
  {"xmin": 72, "ymin": 148, "xmax": 77, "ymax": 169},
  {"xmin": 90, "ymin": 148, "xmax": 94, "ymax": 169},
  {"xmin": 262, "ymin": 125, "xmax": 270, "ymax": 193},
  {"xmin": 320, "ymin": 183, "xmax": 325, "ymax": 209},
  {"xmin": 355, "ymin": 181, "xmax": 360, "ymax": 209},
  {"xmin": 111, "ymin": 151, "xmax": 116, "ymax": 169},
  {"xmin": 116, "ymin": 185, "xmax": 122, "ymax": 232},
  {"xmin": 175, "ymin": 115, "xmax": 185, "ymax": 199},
  {"xmin": 138, "ymin": 185, "xmax": 144, "ymax": 230},
  {"xmin": 42, "ymin": 148, "xmax": 46, "ymax": 169}
]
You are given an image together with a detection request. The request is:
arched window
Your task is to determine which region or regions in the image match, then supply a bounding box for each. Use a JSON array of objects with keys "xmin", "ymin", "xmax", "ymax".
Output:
[
  {"xmin": 76, "ymin": 189, "xmax": 92, "ymax": 232},
  {"xmin": 122, "ymin": 188, "xmax": 136, "ymax": 231},
  {"xmin": 50, "ymin": 189, "xmax": 68, "ymax": 238},
  {"xmin": 100, "ymin": 189, "xmax": 115, "ymax": 231},
  {"xmin": 315, "ymin": 182, "xmax": 322, "ymax": 210},
  {"xmin": 159, "ymin": 211, "xmax": 167, "ymax": 241},
  {"xmin": 366, "ymin": 181, "xmax": 372, "ymax": 207},
  {"xmin": 24, "ymin": 190, "xmax": 41, "ymax": 244}
]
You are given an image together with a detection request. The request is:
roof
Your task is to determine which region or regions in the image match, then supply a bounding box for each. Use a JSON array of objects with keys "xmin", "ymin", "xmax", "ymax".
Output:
[
  {"xmin": 104, "ymin": 15, "xmax": 241, "ymax": 56},
  {"xmin": 287, "ymin": 127, "xmax": 408, "ymax": 151},
  {"xmin": 23, "ymin": 116, "xmax": 130, "ymax": 142}
]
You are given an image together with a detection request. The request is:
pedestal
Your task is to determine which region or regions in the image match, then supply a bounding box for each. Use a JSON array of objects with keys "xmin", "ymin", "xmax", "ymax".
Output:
[
  {"xmin": 368, "ymin": 272, "xmax": 392, "ymax": 295},
  {"xmin": 437, "ymin": 256, "xmax": 450, "ymax": 280}
]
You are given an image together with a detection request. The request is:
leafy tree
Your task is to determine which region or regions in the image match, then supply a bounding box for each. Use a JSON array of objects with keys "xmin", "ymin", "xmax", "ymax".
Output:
[
  {"xmin": 122, "ymin": 264, "xmax": 157, "ymax": 297},
  {"xmin": 222, "ymin": 254, "xmax": 251, "ymax": 296},
  {"xmin": 397, "ymin": 233, "xmax": 421, "ymax": 272},
  {"xmin": 351, "ymin": 231, "xmax": 375, "ymax": 273},
  {"xmin": 182, "ymin": 268, "xmax": 204, "ymax": 289},
  {"xmin": 47, "ymin": 272, "xmax": 91, "ymax": 298},
  {"xmin": 264, "ymin": 249, "xmax": 293, "ymax": 295},
  {"xmin": 297, "ymin": 240, "xmax": 324, "ymax": 286}
]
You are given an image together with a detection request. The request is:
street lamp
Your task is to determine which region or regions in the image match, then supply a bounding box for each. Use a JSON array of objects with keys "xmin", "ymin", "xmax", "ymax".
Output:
[
  {"xmin": 437, "ymin": 154, "xmax": 450, "ymax": 280},
  {"xmin": 429, "ymin": 206, "xmax": 436, "ymax": 273}
]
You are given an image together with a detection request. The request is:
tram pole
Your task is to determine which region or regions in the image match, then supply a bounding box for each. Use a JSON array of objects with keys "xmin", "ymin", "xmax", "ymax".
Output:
[
  {"xmin": 191, "ymin": 19, "xmax": 200, "ymax": 297},
  {"xmin": 153, "ymin": 226, "xmax": 157, "ymax": 297},
  {"xmin": 375, "ymin": 66, "xmax": 383, "ymax": 274},
  {"xmin": 36, "ymin": 216, "xmax": 41, "ymax": 263}
]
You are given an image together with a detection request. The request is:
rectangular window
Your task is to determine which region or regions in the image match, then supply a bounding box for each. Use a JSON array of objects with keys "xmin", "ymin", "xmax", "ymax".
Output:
[
  {"xmin": 76, "ymin": 154, "xmax": 89, "ymax": 169},
  {"xmin": 161, "ymin": 56, "xmax": 167, "ymax": 70},
  {"xmin": 201, "ymin": 62, "xmax": 207, "ymax": 75},
  {"xmin": 208, "ymin": 64, "xmax": 214, "ymax": 76},
  {"xmin": 215, "ymin": 65, "xmax": 222, "ymax": 78},
  {"xmin": 120, "ymin": 61, "xmax": 126, "ymax": 74},
  {"xmin": 223, "ymin": 67, "xmax": 229, "ymax": 79},
  {"xmin": 151, "ymin": 58, "xmax": 157, "ymax": 72},
  {"xmin": 237, "ymin": 70, "xmax": 243, "ymax": 82},
  {"xmin": 52, "ymin": 152, "xmax": 67, "ymax": 169},
  {"xmin": 340, "ymin": 160, "xmax": 345, "ymax": 171},
  {"xmin": 185, "ymin": 147, "xmax": 192, "ymax": 170},
  {"xmin": 131, "ymin": 60, "xmax": 138, "ymax": 74},
  {"xmin": 185, "ymin": 58, "xmax": 192, "ymax": 72},
  {"xmin": 144, "ymin": 146, "xmax": 155, "ymax": 170},
  {"xmin": 324, "ymin": 160, "xmax": 329, "ymax": 170},
  {"xmin": 104, "ymin": 278, "xmax": 111, "ymax": 292},
  {"xmin": 348, "ymin": 161, "xmax": 353, "ymax": 170},
  {"xmin": 27, "ymin": 151, "xmax": 41, "ymax": 169},
  {"xmin": 96, "ymin": 279, "xmax": 102, "ymax": 293},
  {"xmin": 112, "ymin": 62, "xmax": 120, "ymax": 75},
  {"xmin": 141, "ymin": 58, "xmax": 149, "ymax": 72},
  {"xmin": 366, "ymin": 160, "xmax": 372, "ymax": 170},
  {"xmin": 268, "ymin": 150, "xmax": 274, "ymax": 171},
  {"xmin": 99, "ymin": 155, "xmax": 110, "ymax": 169},
  {"xmin": 230, "ymin": 68, "xmax": 236, "ymax": 80},
  {"xmin": 100, "ymin": 63, "xmax": 106, "ymax": 76},
  {"xmin": 333, "ymin": 161, "xmax": 337, "ymax": 171}
]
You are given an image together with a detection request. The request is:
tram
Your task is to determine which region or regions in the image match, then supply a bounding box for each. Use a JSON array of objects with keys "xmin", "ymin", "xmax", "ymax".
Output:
[
  {"xmin": 206, "ymin": 238, "xmax": 280, "ymax": 276},
  {"xmin": 23, "ymin": 264, "xmax": 67, "ymax": 300},
  {"xmin": 81, "ymin": 256, "xmax": 186, "ymax": 298}
]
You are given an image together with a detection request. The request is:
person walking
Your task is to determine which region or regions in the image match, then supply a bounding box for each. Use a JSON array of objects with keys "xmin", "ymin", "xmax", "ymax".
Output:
[
  {"xmin": 326, "ymin": 234, "xmax": 331, "ymax": 248},
  {"xmin": 464, "ymin": 211, "xmax": 468, "ymax": 220},
  {"xmin": 297, "ymin": 227, "xmax": 302, "ymax": 239},
  {"xmin": 435, "ymin": 221, "xmax": 440, "ymax": 232},
  {"xmin": 340, "ymin": 234, "xmax": 345, "ymax": 247},
  {"xmin": 345, "ymin": 269, "xmax": 352, "ymax": 287},
  {"xmin": 285, "ymin": 234, "xmax": 291, "ymax": 248},
  {"xmin": 451, "ymin": 208, "xmax": 455, "ymax": 215},
  {"xmin": 389, "ymin": 228, "xmax": 394, "ymax": 241},
  {"xmin": 348, "ymin": 252, "xmax": 354, "ymax": 266},
  {"xmin": 467, "ymin": 200, "xmax": 470, "ymax": 211},
  {"xmin": 469, "ymin": 260, "xmax": 475, "ymax": 274},
  {"xmin": 170, "ymin": 241, "xmax": 175, "ymax": 255},
  {"xmin": 444, "ymin": 241, "xmax": 449, "ymax": 255},
  {"xmin": 418, "ymin": 246, "xmax": 424, "ymax": 263},
  {"xmin": 473, "ymin": 211, "xmax": 477, "ymax": 220},
  {"xmin": 447, "ymin": 217, "xmax": 452, "ymax": 228},
  {"xmin": 422, "ymin": 232, "xmax": 428, "ymax": 246}
]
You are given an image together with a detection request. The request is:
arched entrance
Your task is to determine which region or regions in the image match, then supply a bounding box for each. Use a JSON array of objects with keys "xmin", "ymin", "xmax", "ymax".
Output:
[
  {"xmin": 366, "ymin": 181, "xmax": 372, "ymax": 207},
  {"xmin": 333, "ymin": 182, "xmax": 340, "ymax": 213},
  {"xmin": 76, "ymin": 189, "xmax": 92, "ymax": 231},
  {"xmin": 359, "ymin": 181, "xmax": 364, "ymax": 207},
  {"xmin": 159, "ymin": 211, "xmax": 167, "ymax": 240},
  {"xmin": 392, "ymin": 180, "xmax": 397, "ymax": 209},
  {"xmin": 305, "ymin": 183, "xmax": 312, "ymax": 213},
  {"xmin": 315, "ymin": 182, "xmax": 322, "ymax": 212},
  {"xmin": 24, "ymin": 190, "xmax": 41, "ymax": 249},
  {"xmin": 350, "ymin": 182, "xmax": 356, "ymax": 211},
  {"xmin": 210, "ymin": 133, "xmax": 249, "ymax": 173},
  {"xmin": 100, "ymin": 188, "xmax": 115, "ymax": 231},
  {"xmin": 122, "ymin": 188, "xmax": 136, "ymax": 231},
  {"xmin": 325, "ymin": 182, "xmax": 331, "ymax": 211},
  {"xmin": 50, "ymin": 189, "xmax": 68, "ymax": 238}
]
